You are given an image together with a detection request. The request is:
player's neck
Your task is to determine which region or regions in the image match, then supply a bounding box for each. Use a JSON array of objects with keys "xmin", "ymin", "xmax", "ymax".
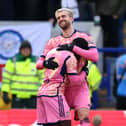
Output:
[{"xmin": 62, "ymin": 27, "xmax": 75, "ymax": 38}]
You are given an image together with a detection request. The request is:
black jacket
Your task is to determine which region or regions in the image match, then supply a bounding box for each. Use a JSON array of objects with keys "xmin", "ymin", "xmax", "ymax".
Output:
[{"xmin": 94, "ymin": 0, "xmax": 126, "ymax": 16}]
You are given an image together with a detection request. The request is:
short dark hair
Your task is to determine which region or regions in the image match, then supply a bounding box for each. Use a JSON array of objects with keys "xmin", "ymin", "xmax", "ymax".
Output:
[
  {"xmin": 72, "ymin": 37, "xmax": 89, "ymax": 60},
  {"xmin": 72, "ymin": 37, "xmax": 89, "ymax": 50},
  {"xmin": 19, "ymin": 40, "xmax": 32, "ymax": 51}
]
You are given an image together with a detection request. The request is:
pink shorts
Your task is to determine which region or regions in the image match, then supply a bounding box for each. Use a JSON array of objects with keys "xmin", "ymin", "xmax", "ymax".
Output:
[
  {"xmin": 65, "ymin": 82, "xmax": 91, "ymax": 110},
  {"xmin": 37, "ymin": 95, "xmax": 71, "ymax": 125}
]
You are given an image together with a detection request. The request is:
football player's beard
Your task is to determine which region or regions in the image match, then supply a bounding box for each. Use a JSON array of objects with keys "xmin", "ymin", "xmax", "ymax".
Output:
[{"xmin": 59, "ymin": 21, "xmax": 71, "ymax": 30}]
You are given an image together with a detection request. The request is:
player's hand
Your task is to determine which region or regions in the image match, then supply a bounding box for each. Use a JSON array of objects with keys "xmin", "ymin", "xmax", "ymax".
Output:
[
  {"xmin": 2, "ymin": 92, "xmax": 11, "ymax": 104},
  {"xmin": 43, "ymin": 57, "xmax": 58, "ymax": 70},
  {"xmin": 57, "ymin": 44, "xmax": 73, "ymax": 51}
]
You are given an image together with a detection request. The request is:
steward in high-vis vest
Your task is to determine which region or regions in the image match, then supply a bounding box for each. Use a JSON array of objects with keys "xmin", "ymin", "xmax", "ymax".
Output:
[
  {"xmin": 87, "ymin": 61, "xmax": 102, "ymax": 97},
  {"xmin": 87, "ymin": 61, "xmax": 102, "ymax": 109},
  {"xmin": 1, "ymin": 40, "xmax": 44, "ymax": 109}
]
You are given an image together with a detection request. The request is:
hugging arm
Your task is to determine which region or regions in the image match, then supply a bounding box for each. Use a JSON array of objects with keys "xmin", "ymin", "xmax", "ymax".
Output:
[{"xmin": 36, "ymin": 55, "xmax": 45, "ymax": 69}]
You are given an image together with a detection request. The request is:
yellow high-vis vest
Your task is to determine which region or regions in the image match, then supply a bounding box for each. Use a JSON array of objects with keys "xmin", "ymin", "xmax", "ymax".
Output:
[
  {"xmin": 1, "ymin": 54, "xmax": 44, "ymax": 99},
  {"xmin": 87, "ymin": 61, "xmax": 102, "ymax": 97}
]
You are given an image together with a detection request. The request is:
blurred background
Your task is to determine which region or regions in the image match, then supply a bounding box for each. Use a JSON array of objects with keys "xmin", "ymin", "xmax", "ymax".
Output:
[{"xmin": 0, "ymin": 0, "xmax": 126, "ymax": 126}]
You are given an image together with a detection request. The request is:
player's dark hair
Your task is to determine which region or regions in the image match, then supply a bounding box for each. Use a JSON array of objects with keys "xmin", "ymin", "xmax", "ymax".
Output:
[{"xmin": 72, "ymin": 37, "xmax": 89, "ymax": 60}]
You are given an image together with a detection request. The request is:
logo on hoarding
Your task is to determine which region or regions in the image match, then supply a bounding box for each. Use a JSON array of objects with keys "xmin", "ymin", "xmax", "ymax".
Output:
[{"xmin": 0, "ymin": 29, "xmax": 24, "ymax": 60}]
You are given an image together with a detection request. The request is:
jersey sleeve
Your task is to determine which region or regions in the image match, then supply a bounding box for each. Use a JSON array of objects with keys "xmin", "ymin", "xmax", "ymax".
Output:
[
  {"xmin": 73, "ymin": 32, "xmax": 99, "ymax": 62},
  {"xmin": 36, "ymin": 55, "xmax": 45, "ymax": 69},
  {"xmin": 36, "ymin": 38, "xmax": 55, "ymax": 69},
  {"xmin": 73, "ymin": 45, "xmax": 99, "ymax": 62},
  {"xmin": 44, "ymin": 38, "xmax": 55, "ymax": 55}
]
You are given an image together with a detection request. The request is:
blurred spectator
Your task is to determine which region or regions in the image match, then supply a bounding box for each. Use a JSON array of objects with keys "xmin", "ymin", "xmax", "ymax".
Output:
[
  {"xmin": 87, "ymin": 61, "xmax": 102, "ymax": 97},
  {"xmin": 92, "ymin": 115, "xmax": 102, "ymax": 126},
  {"xmin": 95, "ymin": 0, "xmax": 126, "ymax": 48},
  {"xmin": 0, "ymin": 0, "xmax": 61, "ymax": 22},
  {"xmin": 14, "ymin": 0, "xmax": 40, "ymax": 20},
  {"xmin": 94, "ymin": 0, "xmax": 126, "ymax": 73},
  {"xmin": 113, "ymin": 54, "xmax": 126, "ymax": 110},
  {"xmin": 87, "ymin": 61, "xmax": 102, "ymax": 109},
  {"xmin": 61, "ymin": 0, "xmax": 80, "ymax": 20},
  {"xmin": 1, "ymin": 40, "xmax": 44, "ymax": 109},
  {"xmin": 78, "ymin": 0, "xmax": 95, "ymax": 21},
  {"xmin": 42, "ymin": 0, "xmax": 61, "ymax": 26},
  {"xmin": 0, "ymin": 0, "xmax": 41, "ymax": 20},
  {"xmin": 0, "ymin": 0, "xmax": 15, "ymax": 20},
  {"xmin": 46, "ymin": 0, "xmax": 61, "ymax": 21}
]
